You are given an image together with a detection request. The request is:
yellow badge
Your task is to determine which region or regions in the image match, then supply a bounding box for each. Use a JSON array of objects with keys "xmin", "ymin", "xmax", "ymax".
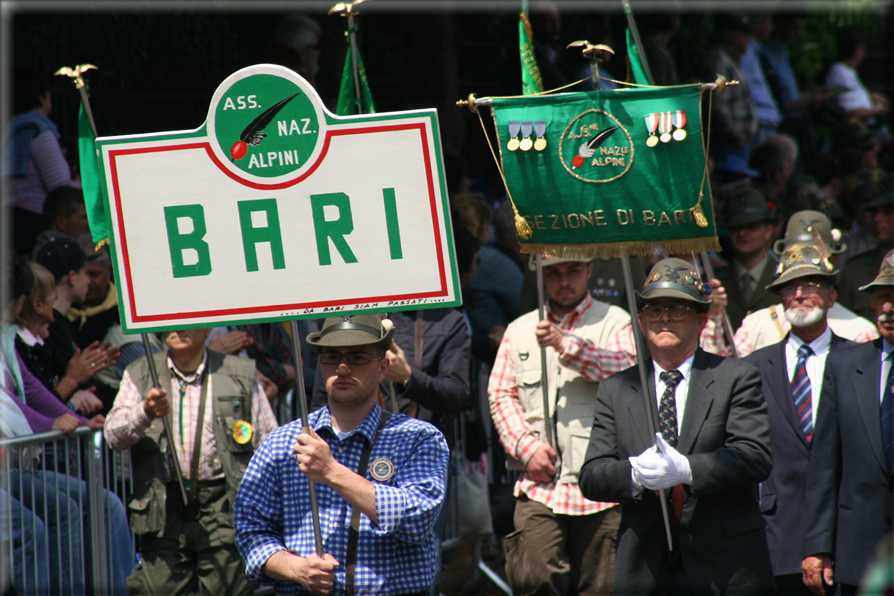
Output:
[
  {"xmin": 233, "ymin": 420, "xmax": 253, "ymax": 445},
  {"xmin": 370, "ymin": 457, "xmax": 395, "ymax": 482}
]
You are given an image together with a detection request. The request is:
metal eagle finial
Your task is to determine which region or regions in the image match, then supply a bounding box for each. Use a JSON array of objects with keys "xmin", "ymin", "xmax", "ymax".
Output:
[
  {"xmin": 54, "ymin": 64, "xmax": 97, "ymax": 89},
  {"xmin": 566, "ymin": 41, "xmax": 615, "ymax": 62},
  {"xmin": 328, "ymin": 0, "xmax": 366, "ymax": 17}
]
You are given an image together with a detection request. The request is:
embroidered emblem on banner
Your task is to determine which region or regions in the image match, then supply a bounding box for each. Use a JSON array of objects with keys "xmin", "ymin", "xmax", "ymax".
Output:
[
  {"xmin": 558, "ymin": 109, "xmax": 634, "ymax": 183},
  {"xmin": 370, "ymin": 457, "xmax": 395, "ymax": 481}
]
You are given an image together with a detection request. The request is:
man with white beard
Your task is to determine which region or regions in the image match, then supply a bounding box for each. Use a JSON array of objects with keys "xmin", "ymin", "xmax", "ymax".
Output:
[{"xmin": 744, "ymin": 243, "xmax": 854, "ymax": 596}]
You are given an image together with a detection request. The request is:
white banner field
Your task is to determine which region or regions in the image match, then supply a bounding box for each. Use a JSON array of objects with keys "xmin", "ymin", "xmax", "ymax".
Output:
[{"xmin": 96, "ymin": 65, "xmax": 459, "ymax": 333}]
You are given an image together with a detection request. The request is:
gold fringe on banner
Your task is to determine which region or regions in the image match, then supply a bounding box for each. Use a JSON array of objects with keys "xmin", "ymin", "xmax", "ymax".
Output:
[
  {"xmin": 95, "ymin": 237, "xmax": 110, "ymax": 253},
  {"xmin": 519, "ymin": 237, "xmax": 721, "ymax": 260}
]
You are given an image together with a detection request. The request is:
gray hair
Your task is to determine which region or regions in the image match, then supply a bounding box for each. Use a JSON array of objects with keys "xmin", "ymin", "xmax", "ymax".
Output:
[{"xmin": 272, "ymin": 14, "xmax": 321, "ymax": 52}]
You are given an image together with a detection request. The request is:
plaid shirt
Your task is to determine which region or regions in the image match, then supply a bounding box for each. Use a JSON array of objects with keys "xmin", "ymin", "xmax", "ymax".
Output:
[
  {"xmin": 105, "ymin": 353, "xmax": 277, "ymax": 480},
  {"xmin": 235, "ymin": 404, "xmax": 448, "ymax": 595},
  {"xmin": 708, "ymin": 48, "xmax": 757, "ymax": 142},
  {"xmin": 239, "ymin": 323, "xmax": 296, "ymax": 392},
  {"xmin": 490, "ymin": 297, "xmax": 730, "ymax": 516}
]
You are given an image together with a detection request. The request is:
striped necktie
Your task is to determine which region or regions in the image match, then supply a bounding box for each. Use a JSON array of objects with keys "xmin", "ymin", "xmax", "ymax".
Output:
[
  {"xmin": 881, "ymin": 353, "xmax": 894, "ymax": 471},
  {"xmin": 791, "ymin": 344, "xmax": 813, "ymax": 442}
]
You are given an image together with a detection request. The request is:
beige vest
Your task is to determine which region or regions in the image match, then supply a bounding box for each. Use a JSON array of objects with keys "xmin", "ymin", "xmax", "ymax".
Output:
[
  {"xmin": 507, "ymin": 301, "xmax": 630, "ymax": 483},
  {"xmin": 127, "ymin": 350, "xmax": 256, "ymax": 535},
  {"xmin": 736, "ymin": 302, "xmax": 878, "ymax": 357}
]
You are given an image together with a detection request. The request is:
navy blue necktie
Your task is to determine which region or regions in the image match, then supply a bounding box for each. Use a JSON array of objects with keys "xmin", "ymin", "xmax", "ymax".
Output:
[
  {"xmin": 881, "ymin": 354, "xmax": 894, "ymax": 471},
  {"xmin": 659, "ymin": 370, "xmax": 683, "ymax": 448},
  {"xmin": 791, "ymin": 344, "xmax": 814, "ymax": 442}
]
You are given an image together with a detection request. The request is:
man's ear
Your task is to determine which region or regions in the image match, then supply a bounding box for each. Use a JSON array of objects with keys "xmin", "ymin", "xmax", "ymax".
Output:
[
  {"xmin": 378, "ymin": 354, "xmax": 391, "ymax": 383},
  {"xmin": 828, "ymin": 288, "xmax": 838, "ymax": 308}
]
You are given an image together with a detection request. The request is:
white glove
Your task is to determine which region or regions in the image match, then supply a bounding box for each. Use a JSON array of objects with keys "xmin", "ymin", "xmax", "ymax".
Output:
[
  {"xmin": 630, "ymin": 433, "xmax": 692, "ymax": 490},
  {"xmin": 628, "ymin": 444, "xmax": 658, "ymax": 495}
]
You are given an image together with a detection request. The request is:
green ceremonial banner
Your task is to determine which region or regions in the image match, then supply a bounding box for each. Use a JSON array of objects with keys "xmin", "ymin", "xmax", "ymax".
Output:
[
  {"xmin": 626, "ymin": 28, "xmax": 649, "ymax": 87},
  {"xmin": 519, "ymin": 13, "xmax": 543, "ymax": 95},
  {"xmin": 78, "ymin": 103, "xmax": 109, "ymax": 249},
  {"xmin": 492, "ymin": 85, "xmax": 719, "ymax": 258},
  {"xmin": 336, "ymin": 45, "xmax": 376, "ymax": 116}
]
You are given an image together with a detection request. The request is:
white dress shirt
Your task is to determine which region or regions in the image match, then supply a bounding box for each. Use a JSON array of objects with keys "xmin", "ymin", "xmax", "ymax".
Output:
[{"xmin": 653, "ymin": 353, "xmax": 696, "ymax": 435}]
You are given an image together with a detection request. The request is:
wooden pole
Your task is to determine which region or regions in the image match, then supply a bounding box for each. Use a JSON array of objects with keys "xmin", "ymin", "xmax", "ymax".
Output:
[
  {"xmin": 289, "ymin": 320, "xmax": 325, "ymax": 557},
  {"xmin": 534, "ymin": 254, "xmax": 556, "ymax": 450},
  {"xmin": 140, "ymin": 334, "xmax": 189, "ymax": 507}
]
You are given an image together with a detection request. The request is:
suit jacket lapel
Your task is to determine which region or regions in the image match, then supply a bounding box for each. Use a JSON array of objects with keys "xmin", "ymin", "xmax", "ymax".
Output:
[
  {"xmin": 627, "ymin": 362, "xmax": 658, "ymax": 453},
  {"xmin": 765, "ymin": 337, "xmax": 811, "ymax": 446},
  {"xmin": 853, "ymin": 340, "xmax": 887, "ymax": 472},
  {"xmin": 677, "ymin": 349, "xmax": 714, "ymax": 455}
]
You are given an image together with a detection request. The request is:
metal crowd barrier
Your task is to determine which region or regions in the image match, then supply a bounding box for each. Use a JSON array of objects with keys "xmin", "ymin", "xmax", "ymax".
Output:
[{"xmin": 0, "ymin": 427, "xmax": 133, "ymax": 596}]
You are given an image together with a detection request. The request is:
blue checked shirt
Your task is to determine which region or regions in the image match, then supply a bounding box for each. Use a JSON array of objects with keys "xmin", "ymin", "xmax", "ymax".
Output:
[{"xmin": 235, "ymin": 403, "xmax": 449, "ymax": 595}]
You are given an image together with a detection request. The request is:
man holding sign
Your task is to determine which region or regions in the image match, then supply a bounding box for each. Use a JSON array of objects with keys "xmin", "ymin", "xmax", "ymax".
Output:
[
  {"xmin": 579, "ymin": 258, "xmax": 774, "ymax": 595},
  {"xmin": 235, "ymin": 314, "xmax": 449, "ymax": 595},
  {"xmin": 105, "ymin": 327, "xmax": 277, "ymax": 595}
]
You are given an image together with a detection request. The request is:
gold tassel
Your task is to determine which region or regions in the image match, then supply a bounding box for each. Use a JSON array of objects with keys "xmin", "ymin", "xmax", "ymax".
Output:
[
  {"xmin": 515, "ymin": 213, "xmax": 533, "ymax": 240},
  {"xmin": 691, "ymin": 191, "xmax": 708, "ymax": 228},
  {"xmin": 95, "ymin": 237, "xmax": 110, "ymax": 253}
]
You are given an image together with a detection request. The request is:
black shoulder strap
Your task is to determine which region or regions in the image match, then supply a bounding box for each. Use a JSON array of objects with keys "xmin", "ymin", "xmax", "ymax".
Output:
[{"xmin": 344, "ymin": 410, "xmax": 390, "ymax": 596}]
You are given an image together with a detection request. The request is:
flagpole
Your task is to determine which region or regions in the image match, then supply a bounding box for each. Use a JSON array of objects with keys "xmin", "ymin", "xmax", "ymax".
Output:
[
  {"xmin": 621, "ymin": 0, "xmax": 654, "ymax": 86},
  {"xmin": 577, "ymin": 43, "xmax": 675, "ymax": 553},
  {"xmin": 289, "ymin": 320, "xmax": 325, "ymax": 557},
  {"xmin": 57, "ymin": 65, "xmax": 191, "ymax": 507},
  {"xmin": 535, "ymin": 254, "xmax": 555, "ymax": 451},
  {"xmin": 620, "ymin": 1, "xmax": 739, "ymax": 358},
  {"xmin": 347, "ymin": 11, "xmax": 362, "ymax": 113}
]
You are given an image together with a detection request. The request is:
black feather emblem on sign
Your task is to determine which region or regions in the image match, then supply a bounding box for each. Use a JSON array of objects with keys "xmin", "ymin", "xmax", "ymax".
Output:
[{"xmin": 230, "ymin": 92, "xmax": 301, "ymax": 161}]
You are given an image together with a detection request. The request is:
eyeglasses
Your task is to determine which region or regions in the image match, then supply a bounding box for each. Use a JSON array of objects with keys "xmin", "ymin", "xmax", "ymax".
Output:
[
  {"xmin": 779, "ymin": 282, "xmax": 829, "ymax": 301},
  {"xmin": 318, "ymin": 352, "xmax": 383, "ymax": 366},
  {"xmin": 641, "ymin": 303, "xmax": 693, "ymax": 321}
]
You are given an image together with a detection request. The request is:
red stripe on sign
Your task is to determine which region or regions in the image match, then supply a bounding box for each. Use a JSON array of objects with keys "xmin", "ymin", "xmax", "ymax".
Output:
[{"xmin": 106, "ymin": 122, "xmax": 449, "ymax": 324}]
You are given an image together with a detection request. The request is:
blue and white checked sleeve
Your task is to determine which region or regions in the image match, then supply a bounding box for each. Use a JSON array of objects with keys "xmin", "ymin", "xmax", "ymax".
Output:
[
  {"xmin": 369, "ymin": 420, "xmax": 449, "ymax": 542},
  {"xmin": 235, "ymin": 423, "xmax": 294, "ymax": 585}
]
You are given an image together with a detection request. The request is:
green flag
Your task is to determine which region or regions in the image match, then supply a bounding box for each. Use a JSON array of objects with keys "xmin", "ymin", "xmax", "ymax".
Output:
[
  {"xmin": 519, "ymin": 13, "xmax": 543, "ymax": 95},
  {"xmin": 78, "ymin": 103, "xmax": 109, "ymax": 249},
  {"xmin": 492, "ymin": 86, "xmax": 718, "ymax": 258},
  {"xmin": 336, "ymin": 45, "xmax": 376, "ymax": 116},
  {"xmin": 626, "ymin": 27, "xmax": 650, "ymax": 86}
]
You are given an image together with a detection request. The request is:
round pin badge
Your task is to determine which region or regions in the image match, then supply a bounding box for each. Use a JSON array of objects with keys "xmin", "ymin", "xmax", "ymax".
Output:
[
  {"xmin": 232, "ymin": 420, "xmax": 253, "ymax": 445},
  {"xmin": 370, "ymin": 457, "xmax": 395, "ymax": 482}
]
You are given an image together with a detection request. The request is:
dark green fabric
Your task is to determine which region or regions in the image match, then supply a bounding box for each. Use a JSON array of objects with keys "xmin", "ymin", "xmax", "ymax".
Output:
[
  {"xmin": 336, "ymin": 44, "xmax": 376, "ymax": 117},
  {"xmin": 492, "ymin": 86, "xmax": 719, "ymax": 258}
]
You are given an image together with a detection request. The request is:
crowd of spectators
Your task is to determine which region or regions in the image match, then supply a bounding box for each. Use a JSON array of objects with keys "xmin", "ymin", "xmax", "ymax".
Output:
[{"xmin": 1, "ymin": 7, "xmax": 892, "ymax": 594}]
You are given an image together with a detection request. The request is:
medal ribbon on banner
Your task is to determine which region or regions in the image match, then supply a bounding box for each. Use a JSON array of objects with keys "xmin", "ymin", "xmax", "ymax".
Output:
[
  {"xmin": 533, "ymin": 121, "xmax": 547, "ymax": 151},
  {"xmin": 507, "ymin": 121, "xmax": 521, "ymax": 151},
  {"xmin": 673, "ymin": 110, "xmax": 687, "ymax": 141},
  {"xmin": 519, "ymin": 121, "xmax": 534, "ymax": 151},
  {"xmin": 645, "ymin": 113, "xmax": 660, "ymax": 147},
  {"xmin": 659, "ymin": 112, "xmax": 673, "ymax": 143}
]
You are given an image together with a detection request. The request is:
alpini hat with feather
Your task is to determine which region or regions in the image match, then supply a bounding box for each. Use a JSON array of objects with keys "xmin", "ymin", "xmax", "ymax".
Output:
[
  {"xmin": 306, "ymin": 313, "xmax": 395, "ymax": 349},
  {"xmin": 636, "ymin": 257, "xmax": 711, "ymax": 312},
  {"xmin": 773, "ymin": 210, "xmax": 845, "ymax": 256},
  {"xmin": 766, "ymin": 243, "xmax": 838, "ymax": 289},
  {"xmin": 859, "ymin": 248, "xmax": 894, "ymax": 292}
]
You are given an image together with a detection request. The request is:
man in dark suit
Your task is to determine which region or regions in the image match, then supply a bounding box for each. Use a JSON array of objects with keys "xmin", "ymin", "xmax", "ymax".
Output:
[
  {"xmin": 579, "ymin": 257, "xmax": 774, "ymax": 595},
  {"xmin": 802, "ymin": 248, "xmax": 894, "ymax": 596},
  {"xmin": 715, "ymin": 188, "xmax": 781, "ymax": 329},
  {"xmin": 745, "ymin": 242, "xmax": 853, "ymax": 595}
]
